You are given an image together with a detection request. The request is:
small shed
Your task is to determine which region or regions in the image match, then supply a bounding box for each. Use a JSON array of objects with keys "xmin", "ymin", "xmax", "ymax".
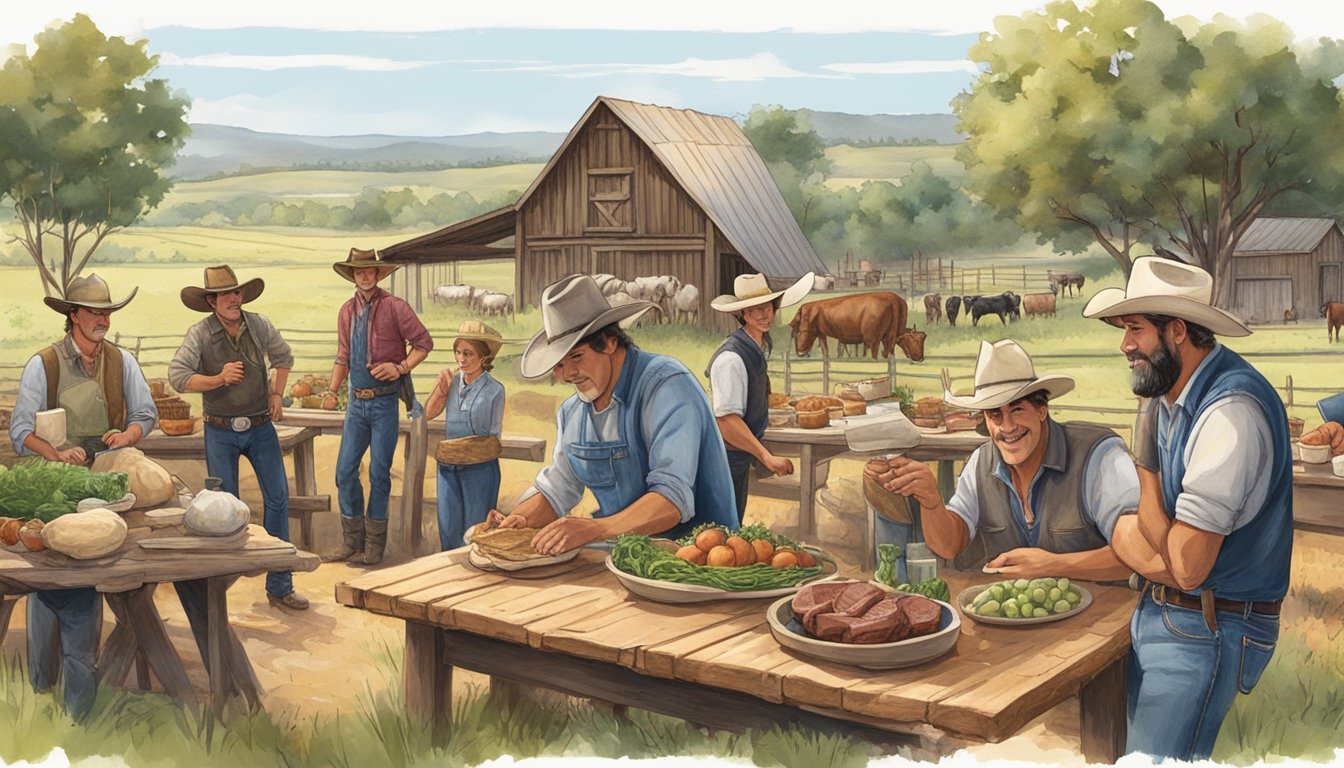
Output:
[
  {"xmin": 380, "ymin": 96, "xmax": 827, "ymax": 333},
  {"xmin": 1230, "ymin": 217, "xmax": 1344, "ymax": 323}
]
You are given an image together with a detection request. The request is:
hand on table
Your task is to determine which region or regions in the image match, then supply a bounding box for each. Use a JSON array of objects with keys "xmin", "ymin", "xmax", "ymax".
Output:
[
  {"xmin": 102, "ymin": 429, "xmax": 135, "ymax": 450},
  {"xmin": 984, "ymin": 548, "xmax": 1058, "ymax": 579},
  {"xmin": 531, "ymin": 516, "xmax": 604, "ymax": 556},
  {"xmin": 54, "ymin": 446, "xmax": 86, "ymax": 466}
]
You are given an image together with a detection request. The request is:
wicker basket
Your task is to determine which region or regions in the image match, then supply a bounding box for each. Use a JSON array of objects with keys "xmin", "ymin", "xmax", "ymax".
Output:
[
  {"xmin": 159, "ymin": 417, "xmax": 199, "ymax": 436},
  {"xmin": 155, "ymin": 398, "xmax": 192, "ymax": 420},
  {"xmin": 796, "ymin": 409, "xmax": 830, "ymax": 429}
]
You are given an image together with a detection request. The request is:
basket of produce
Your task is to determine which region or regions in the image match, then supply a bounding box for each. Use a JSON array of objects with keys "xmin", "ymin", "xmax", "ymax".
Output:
[
  {"xmin": 766, "ymin": 580, "xmax": 960, "ymax": 670},
  {"xmin": 606, "ymin": 523, "xmax": 837, "ymax": 603},
  {"xmin": 958, "ymin": 577, "xmax": 1093, "ymax": 625},
  {"xmin": 287, "ymin": 375, "xmax": 344, "ymax": 410}
]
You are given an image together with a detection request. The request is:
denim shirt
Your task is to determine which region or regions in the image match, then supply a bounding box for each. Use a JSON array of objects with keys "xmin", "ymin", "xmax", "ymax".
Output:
[
  {"xmin": 348, "ymin": 302, "xmax": 379, "ymax": 390},
  {"xmin": 527, "ymin": 345, "xmax": 738, "ymax": 538},
  {"xmin": 445, "ymin": 371, "xmax": 504, "ymax": 438}
]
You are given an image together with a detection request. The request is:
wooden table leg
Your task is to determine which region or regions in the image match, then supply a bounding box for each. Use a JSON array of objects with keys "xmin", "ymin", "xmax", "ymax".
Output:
[
  {"xmin": 400, "ymin": 415, "xmax": 428, "ymax": 555},
  {"xmin": 0, "ymin": 596, "xmax": 17, "ymax": 645},
  {"xmin": 1079, "ymin": 653, "xmax": 1127, "ymax": 762},
  {"xmin": 103, "ymin": 587, "xmax": 199, "ymax": 708},
  {"xmin": 797, "ymin": 443, "xmax": 817, "ymax": 539},
  {"xmin": 293, "ymin": 436, "xmax": 317, "ymax": 496},
  {"xmin": 405, "ymin": 620, "xmax": 451, "ymax": 746}
]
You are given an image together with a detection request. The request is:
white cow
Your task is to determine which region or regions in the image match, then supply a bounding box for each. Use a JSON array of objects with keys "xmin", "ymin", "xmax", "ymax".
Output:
[
  {"xmin": 812, "ymin": 274, "xmax": 836, "ymax": 292},
  {"xmin": 476, "ymin": 291, "xmax": 514, "ymax": 317},
  {"xmin": 433, "ymin": 283, "xmax": 475, "ymax": 307},
  {"xmin": 671, "ymin": 283, "xmax": 699, "ymax": 324}
]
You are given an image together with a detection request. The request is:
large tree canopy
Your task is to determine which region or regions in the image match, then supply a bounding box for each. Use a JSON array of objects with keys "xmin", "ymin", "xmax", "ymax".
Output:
[
  {"xmin": 0, "ymin": 14, "xmax": 190, "ymax": 298},
  {"xmin": 954, "ymin": 0, "xmax": 1344, "ymax": 306}
]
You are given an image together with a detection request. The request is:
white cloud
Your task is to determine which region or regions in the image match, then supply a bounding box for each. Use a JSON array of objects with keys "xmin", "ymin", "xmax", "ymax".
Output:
[
  {"xmin": 159, "ymin": 53, "xmax": 436, "ymax": 71},
  {"xmin": 822, "ymin": 60, "xmax": 980, "ymax": 75},
  {"xmin": 479, "ymin": 53, "xmax": 836, "ymax": 82}
]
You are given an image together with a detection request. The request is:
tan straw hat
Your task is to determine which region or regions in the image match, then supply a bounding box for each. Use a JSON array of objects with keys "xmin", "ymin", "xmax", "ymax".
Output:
[
  {"xmin": 518, "ymin": 274, "xmax": 657, "ymax": 380},
  {"xmin": 943, "ymin": 340, "xmax": 1074, "ymax": 411},
  {"xmin": 333, "ymin": 247, "xmax": 400, "ymax": 283},
  {"xmin": 710, "ymin": 272, "xmax": 814, "ymax": 313},
  {"xmin": 453, "ymin": 319, "xmax": 504, "ymax": 358},
  {"xmin": 44, "ymin": 273, "xmax": 137, "ymax": 314},
  {"xmin": 180, "ymin": 265, "xmax": 264, "ymax": 313},
  {"xmin": 1082, "ymin": 256, "xmax": 1250, "ymax": 337}
]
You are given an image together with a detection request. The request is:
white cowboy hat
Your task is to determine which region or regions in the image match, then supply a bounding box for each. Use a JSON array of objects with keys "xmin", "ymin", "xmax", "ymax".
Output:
[
  {"xmin": 181, "ymin": 265, "xmax": 265, "ymax": 313},
  {"xmin": 44, "ymin": 273, "xmax": 137, "ymax": 315},
  {"xmin": 333, "ymin": 247, "xmax": 400, "ymax": 283},
  {"xmin": 518, "ymin": 274, "xmax": 657, "ymax": 380},
  {"xmin": 710, "ymin": 272, "xmax": 814, "ymax": 313},
  {"xmin": 943, "ymin": 340, "xmax": 1075, "ymax": 411},
  {"xmin": 452, "ymin": 319, "xmax": 504, "ymax": 358},
  {"xmin": 1082, "ymin": 256, "xmax": 1250, "ymax": 337}
]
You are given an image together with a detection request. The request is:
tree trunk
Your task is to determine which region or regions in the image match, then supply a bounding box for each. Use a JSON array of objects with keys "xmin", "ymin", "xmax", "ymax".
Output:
[{"xmin": 1209, "ymin": 241, "xmax": 1238, "ymax": 313}]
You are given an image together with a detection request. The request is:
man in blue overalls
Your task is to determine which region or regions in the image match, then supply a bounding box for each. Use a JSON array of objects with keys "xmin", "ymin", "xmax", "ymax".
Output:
[
  {"xmin": 1084, "ymin": 257, "xmax": 1292, "ymax": 762},
  {"xmin": 487, "ymin": 274, "xmax": 738, "ymax": 554}
]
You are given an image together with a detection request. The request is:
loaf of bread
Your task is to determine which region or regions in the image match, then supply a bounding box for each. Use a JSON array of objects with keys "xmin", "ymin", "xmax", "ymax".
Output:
[
  {"xmin": 795, "ymin": 395, "xmax": 843, "ymax": 412},
  {"xmin": 768, "ymin": 393, "xmax": 795, "ymax": 408}
]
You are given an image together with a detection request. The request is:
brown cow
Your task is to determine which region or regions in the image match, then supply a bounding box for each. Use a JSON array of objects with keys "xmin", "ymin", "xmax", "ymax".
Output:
[
  {"xmin": 790, "ymin": 292, "xmax": 926, "ymax": 361},
  {"xmin": 1322, "ymin": 302, "xmax": 1344, "ymax": 343},
  {"xmin": 923, "ymin": 294, "xmax": 942, "ymax": 325},
  {"xmin": 1022, "ymin": 292, "xmax": 1057, "ymax": 318}
]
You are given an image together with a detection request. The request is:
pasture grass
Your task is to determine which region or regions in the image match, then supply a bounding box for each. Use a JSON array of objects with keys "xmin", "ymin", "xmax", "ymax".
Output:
[
  {"xmin": 158, "ymin": 165, "xmax": 544, "ymax": 206},
  {"xmin": 823, "ymin": 144, "xmax": 963, "ymax": 189}
]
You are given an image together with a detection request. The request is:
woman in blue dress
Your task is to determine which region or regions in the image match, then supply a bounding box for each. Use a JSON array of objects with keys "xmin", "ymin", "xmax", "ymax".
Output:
[{"xmin": 424, "ymin": 320, "xmax": 505, "ymax": 550}]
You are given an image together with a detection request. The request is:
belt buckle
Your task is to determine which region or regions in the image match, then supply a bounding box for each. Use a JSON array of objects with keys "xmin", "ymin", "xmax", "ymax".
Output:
[
  {"xmin": 230, "ymin": 416, "xmax": 252, "ymax": 432},
  {"xmin": 354, "ymin": 389, "xmax": 373, "ymax": 400}
]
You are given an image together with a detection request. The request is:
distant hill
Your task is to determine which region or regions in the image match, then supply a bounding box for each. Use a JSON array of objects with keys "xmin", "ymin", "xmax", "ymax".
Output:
[{"xmin": 174, "ymin": 111, "xmax": 963, "ymax": 180}]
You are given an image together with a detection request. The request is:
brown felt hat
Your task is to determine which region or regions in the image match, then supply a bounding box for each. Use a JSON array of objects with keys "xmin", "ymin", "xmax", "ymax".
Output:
[
  {"xmin": 181, "ymin": 265, "xmax": 265, "ymax": 312},
  {"xmin": 333, "ymin": 247, "xmax": 400, "ymax": 283}
]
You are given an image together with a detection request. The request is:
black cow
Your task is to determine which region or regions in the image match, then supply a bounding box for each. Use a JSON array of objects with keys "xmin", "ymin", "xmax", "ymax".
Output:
[
  {"xmin": 945, "ymin": 295, "xmax": 962, "ymax": 327},
  {"xmin": 970, "ymin": 292, "xmax": 1021, "ymax": 326}
]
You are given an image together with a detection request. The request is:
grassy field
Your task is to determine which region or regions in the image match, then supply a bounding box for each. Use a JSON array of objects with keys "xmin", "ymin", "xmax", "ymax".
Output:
[
  {"xmin": 157, "ymin": 164, "xmax": 544, "ymax": 206},
  {"xmin": 823, "ymin": 144, "xmax": 963, "ymax": 190}
]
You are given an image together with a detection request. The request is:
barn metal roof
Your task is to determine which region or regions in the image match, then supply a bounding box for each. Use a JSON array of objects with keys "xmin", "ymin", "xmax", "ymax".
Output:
[
  {"xmin": 517, "ymin": 96, "xmax": 827, "ymax": 279},
  {"xmin": 1234, "ymin": 217, "xmax": 1339, "ymax": 255},
  {"xmin": 380, "ymin": 205, "xmax": 516, "ymax": 263}
]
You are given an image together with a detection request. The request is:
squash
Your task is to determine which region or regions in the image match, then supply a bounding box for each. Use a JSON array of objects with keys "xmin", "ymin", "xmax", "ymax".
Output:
[
  {"xmin": 40, "ymin": 508, "xmax": 128, "ymax": 559},
  {"xmin": 91, "ymin": 447, "xmax": 175, "ymax": 509}
]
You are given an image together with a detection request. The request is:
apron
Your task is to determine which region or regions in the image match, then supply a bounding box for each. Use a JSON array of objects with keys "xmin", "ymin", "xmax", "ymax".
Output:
[{"xmin": 58, "ymin": 352, "xmax": 111, "ymax": 458}]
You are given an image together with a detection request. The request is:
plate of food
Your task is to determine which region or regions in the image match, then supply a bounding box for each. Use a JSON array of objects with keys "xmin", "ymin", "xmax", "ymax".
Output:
[
  {"xmin": 605, "ymin": 524, "xmax": 839, "ymax": 603},
  {"xmin": 958, "ymin": 577, "xmax": 1093, "ymax": 626},
  {"xmin": 465, "ymin": 524, "xmax": 581, "ymax": 571},
  {"xmin": 767, "ymin": 580, "xmax": 960, "ymax": 670}
]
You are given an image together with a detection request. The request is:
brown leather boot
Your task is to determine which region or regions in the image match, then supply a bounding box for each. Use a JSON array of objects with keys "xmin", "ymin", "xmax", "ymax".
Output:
[
  {"xmin": 360, "ymin": 517, "xmax": 388, "ymax": 566},
  {"xmin": 321, "ymin": 515, "xmax": 364, "ymax": 562}
]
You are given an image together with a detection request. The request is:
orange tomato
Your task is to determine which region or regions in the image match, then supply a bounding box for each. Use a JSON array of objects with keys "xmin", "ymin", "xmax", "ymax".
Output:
[
  {"xmin": 750, "ymin": 538, "xmax": 775, "ymax": 564},
  {"xmin": 795, "ymin": 548, "xmax": 816, "ymax": 568},
  {"xmin": 695, "ymin": 528, "xmax": 727, "ymax": 553},
  {"xmin": 770, "ymin": 551, "xmax": 798, "ymax": 568},
  {"xmin": 724, "ymin": 535, "xmax": 754, "ymax": 566},
  {"xmin": 675, "ymin": 545, "xmax": 708, "ymax": 565},
  {"xmin": 706, "ymin": 545, "xmax": 736, "ymax": 567}
]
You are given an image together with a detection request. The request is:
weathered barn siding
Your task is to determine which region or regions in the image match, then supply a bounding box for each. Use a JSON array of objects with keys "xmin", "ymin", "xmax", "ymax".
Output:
[{"xmin": 1230, "ymin": 220, "xmax": 1344, "ymax": 322}]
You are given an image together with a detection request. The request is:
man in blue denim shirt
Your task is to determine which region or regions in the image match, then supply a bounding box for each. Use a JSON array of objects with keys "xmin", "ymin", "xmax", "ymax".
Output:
[
  {"xmin": 486, "ymin": 274, "xmax": 738, "ymax": 554},
  {"xmin": 1085, "ymin": 257, "xmax": 1292, "ymax": 762}
]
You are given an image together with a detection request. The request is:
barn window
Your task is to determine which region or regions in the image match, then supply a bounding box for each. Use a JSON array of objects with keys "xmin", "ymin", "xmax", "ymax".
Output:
[{"xmin": 586, "ymin": 167, "xmax": 634, "ymax": 233}]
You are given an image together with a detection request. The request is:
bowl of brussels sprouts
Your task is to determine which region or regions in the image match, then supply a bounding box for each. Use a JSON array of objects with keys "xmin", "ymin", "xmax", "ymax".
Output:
[{"xmin": 958, "ymin": 577, "xmax": 1093, "ymax": 626}]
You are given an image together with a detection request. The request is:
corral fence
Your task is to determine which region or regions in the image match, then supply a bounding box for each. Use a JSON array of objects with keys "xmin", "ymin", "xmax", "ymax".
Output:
[{"xmin": 829, "ymin": 252, "xmax": 1058, "ymax": 296}]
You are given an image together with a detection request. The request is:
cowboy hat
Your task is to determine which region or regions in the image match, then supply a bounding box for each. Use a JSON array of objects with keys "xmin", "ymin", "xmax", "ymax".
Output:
[
  {"xmin": 518, "ymin": 274, "xmax": 657, "ymax": 380},
  {"xmin": 710, "ymin": 272, "xmax": 814, "ymax": 313},
  {"xmin": 43, "ymin": 273, "xmax": 137, "ymax": 315},
  {"xmin": 180, "ymin": 265, "xmax": 265, "ymax": 313},
  {"xmin": 1082, "ymin": 256, "xmax": 1250, "ymax": 337},
  {"xmin": 452, "ymin": 319, "xmax": 504, "ymax": 358},
  {"xmin": 943, "ymin": 340, "xmax": 1074, "ymax": 411},
  {"xmin": 333, "ymin": 247, "xmax": 400, "ymax": 283}
]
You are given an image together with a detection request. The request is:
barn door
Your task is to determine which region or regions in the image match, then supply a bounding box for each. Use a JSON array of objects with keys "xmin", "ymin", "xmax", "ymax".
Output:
[
  {"xmin": 586, "ymin": 168, "xmax": 634, "ymax": 233},
  {"xmin": 1232, "ymin": 277, "xmax": 1292, "ymax": 325}
]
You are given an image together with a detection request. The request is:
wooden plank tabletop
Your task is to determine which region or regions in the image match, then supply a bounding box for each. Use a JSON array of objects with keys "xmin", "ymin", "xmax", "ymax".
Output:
[
  {"xmin": 337, "ymin": 550, "xmax": 1137, "ymax": 742},
  {"xmin": 281, "ymin": 408, "xmax": 547, "ymax": 461},
  {"xmin": 135, "ymin": 424, "xmax": 318, "ymax": 458}
]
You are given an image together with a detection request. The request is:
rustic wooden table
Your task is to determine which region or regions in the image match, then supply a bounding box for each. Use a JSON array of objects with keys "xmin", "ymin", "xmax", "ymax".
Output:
[
  {"xmin": 0, "ymin": 520, "xmax": 319, "ymax": 716},
  {"xmin": 1292, "ymin": 461, "xmax": 1344, "ymax": 535},
  {"xmin": 337, "ymin": 549, "xmax": 1135, "ymax": 762}
]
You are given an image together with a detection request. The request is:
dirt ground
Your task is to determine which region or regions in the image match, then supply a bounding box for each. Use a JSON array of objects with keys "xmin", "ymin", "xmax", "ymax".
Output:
[{"xmin": 0, "ymin": 392, "xmax": 1100, "ymax": 763}]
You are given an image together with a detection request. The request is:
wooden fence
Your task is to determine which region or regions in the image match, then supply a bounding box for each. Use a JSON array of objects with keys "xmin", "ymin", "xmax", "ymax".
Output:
[{"xmin": 829, "ymin": 253, "xmax": 1057, "ymax": 296}]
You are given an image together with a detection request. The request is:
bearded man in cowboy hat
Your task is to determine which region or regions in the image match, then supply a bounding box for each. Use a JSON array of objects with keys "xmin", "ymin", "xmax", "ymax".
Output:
[
  {"xmin": 9, "ymin": 273, "xmax": 157, "ymax": 721},
  {"xmin": 1083, "ymin": 256, "xmax": 1292, "ymax": 762},
  {"xmin": 169, "ymin": 265, "xmax": 308, "ymax": 611},
  {"xmin": 485, "ymin": 274, "xmax": 738, "ymax": 555},
  {"xmin": 707, "ymin": 272, "xmax": 812, "ymax": 522},
  {"xmin": 867, "ymin": 339, "xmax": 1138, "ymax": 580},
  {"xmin": 320, "ymin": 247, "xmax": 433, "ymax": 566}
]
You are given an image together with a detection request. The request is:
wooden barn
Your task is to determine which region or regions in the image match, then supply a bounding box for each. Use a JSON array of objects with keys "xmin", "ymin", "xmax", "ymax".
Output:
[
  {"xmin": 1230, "ymin": 217, "xmax": 1344, "ymax": 324},
  {"xmin": 379, "ymin": 96, "xmax": 827, "ymax": 332}
]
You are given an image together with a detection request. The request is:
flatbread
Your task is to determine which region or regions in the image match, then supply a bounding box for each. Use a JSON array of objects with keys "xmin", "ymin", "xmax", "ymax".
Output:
[{"xmin": 471, "ymin": 526, "xmax": 547, "ymax": 561}]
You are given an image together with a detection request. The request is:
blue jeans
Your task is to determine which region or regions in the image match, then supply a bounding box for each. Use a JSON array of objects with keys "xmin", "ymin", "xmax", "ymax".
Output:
[
  {"xmin": 335, "ymin": 394, "xmax": 400, "ymax": 523},
  {"xmin": 1126, "ymin": 589, "xmax": 1280, "ymax": 761},
  {"xmin": 201, "ymin": 421, "xmax": 293, "ymax": 596},
  {"xmin": 27, "ymin": 588, "xmax": 101, "ymax": 720},
  {"xmin": 436, "ymin": 459, "xmax": 500, "ymax": 550}
]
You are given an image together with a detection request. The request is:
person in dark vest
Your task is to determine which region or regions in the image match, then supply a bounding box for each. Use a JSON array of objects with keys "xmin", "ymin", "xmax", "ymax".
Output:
[
  {"xmin": 1084, "ymin": 257, "xmax": 1292, "ymax": 762},
  {"xmin": 706, "ymin": 272, "xmax": 813, "ymax": 522},
  {"xmin": 486, "ymin": 274, "xmax": 738, "ymax": 554},
  {"xmin": 8, "ymin": 274, "xmax": 157, "ymax": 721},
  {"xmin": 866, "ymin": 339, "xmax": 1138, "ymax": 579},
  {"xmin": 168, "ymin": 265, "xmax": 308, "ymax": 611}
]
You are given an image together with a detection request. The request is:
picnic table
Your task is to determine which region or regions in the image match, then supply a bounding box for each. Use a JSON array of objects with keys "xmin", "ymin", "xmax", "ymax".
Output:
[
  {"xmin": 0, "ymin": 517, "xmax": 318, "ymax": 716},
  {"xmin": 1292, "ymin": 461, "xmax": 1344, "ymax": 535},
  {"xmin": 337, "ymin": 549, "xmax": 1136, "ymax": 762}
]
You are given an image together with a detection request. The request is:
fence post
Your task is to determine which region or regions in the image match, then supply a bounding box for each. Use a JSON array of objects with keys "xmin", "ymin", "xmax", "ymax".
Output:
[
  {"xmin": 992, "ymin": 265, "xmax": 997, "ymax": 286},
  {"xmin": 1285, "ymin": 374, "xmax": 1293, "ymax": 409},
  {"xmin": 1022, "ymin": 265, "xmax": 1027, "ymax": 289},
  {"xmin": 822, "ymin": 352, "xmax": 830, "ymax": 395},
  {"xmin": 976, "ymin": 269, "xmax": 981, "ymax": 292}
]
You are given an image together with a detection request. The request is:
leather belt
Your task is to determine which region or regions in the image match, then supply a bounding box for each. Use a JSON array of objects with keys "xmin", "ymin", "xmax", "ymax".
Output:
[
  {"xmin": 352, "ymin": 383, "xmax": 399, "ymax": 400},
  {"xmin": 1151, "ymin": 584, "xmax": 1281, "ymax": 616},
  {"xmin": 203, "ymin": 412, "xmax": 270, "ymax": 432}
]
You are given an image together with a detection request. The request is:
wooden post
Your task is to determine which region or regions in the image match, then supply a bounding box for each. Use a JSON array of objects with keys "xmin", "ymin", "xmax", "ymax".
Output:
[
  {"xmin": 938, "ymin": 257, "xmax": 943, "ymax": 290},
  {"xmin": 910, "ymin": 255, "xmax": 916, "ymax": 294},
  {"xmin": 992, "ymin": 265, "xmax": 997, "ymax": 286},
  {"xmin": 821, "ymin": 346, "xmax": 830, "ymax": 395},
  {"xmin": 1022, "ymin": 264, "xmax": 1027, "ymax": 289},
  {"xmin": 400, "ymin": 411, "xmax": 429, "ymax": 554},
  {"xmin": 1286, "ymin": 375, "xmax": 1294, "ymax": 409},
  {"xmin": 977, "ymin": 269, "xmax": 982, "ymax": 292},
  {"xmin": 784, "ymin": 346, "xmax": 792, "ymax": 394}
]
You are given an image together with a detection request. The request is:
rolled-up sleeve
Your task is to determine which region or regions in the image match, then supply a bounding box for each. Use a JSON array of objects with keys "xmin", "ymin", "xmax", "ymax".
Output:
[
  {"xmin": 528, "ymin": 404, "xmax": 585, "ymax": 516},
  {"xmin": 167, "ymin": 322, "xmax": 205, "ymax": 393},
  {"xmin": 1173, "ymin": 395, "xmax": 1274, "ymax": 535},
  {"xmin": 121, "ymin": 352, "xmax": 159, "ymax": 437},
  {"xmin": 638, "ymin": 372, "xmax": 705, "ymax": 523},
  {"xmin": 1081, "ymin": 436, "xmax": 1140, "ymax": 541},
  {"xmin": 708, "ymin": 351, "xmax": 747, "ymax": 417},
  {"xmin": 9, "ymin": 357, "xmax": 48, "ymax": 455}
]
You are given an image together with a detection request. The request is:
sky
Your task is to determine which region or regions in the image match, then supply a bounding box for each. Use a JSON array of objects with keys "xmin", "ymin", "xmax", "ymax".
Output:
[{"xmin": 3, "ymin": 1, "xmax": 1344, "ymax": 136}]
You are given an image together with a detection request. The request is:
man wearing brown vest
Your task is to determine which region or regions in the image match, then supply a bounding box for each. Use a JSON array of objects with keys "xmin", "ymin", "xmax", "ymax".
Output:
[
  {"xmin": 8, "ymin": 274, "xmax": 157, "ymax": 721},
  {"xmin": 866, "ymin": 340, "xmax": 1139, "ymax": 580}
]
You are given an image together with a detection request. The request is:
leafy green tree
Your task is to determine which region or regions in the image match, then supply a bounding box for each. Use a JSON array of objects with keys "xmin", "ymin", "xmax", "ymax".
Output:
[
  {"xmin": 954, "ymin": 0, "xmax": 1344, "ymax": 305},
  {"xmin": 0, "ymin": 14, "xmax": 190, "ymax": 297},
  {"xmin": 742, "ymin": 106, "xmax": 830, "ymax": 177}
]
